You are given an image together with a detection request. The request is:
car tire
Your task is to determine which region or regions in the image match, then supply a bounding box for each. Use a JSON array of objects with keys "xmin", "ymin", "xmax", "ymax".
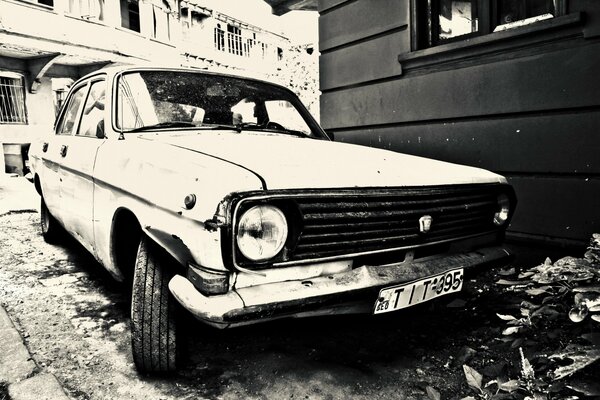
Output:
[
  {"xmin": 131, "ymin": 235, "xmax": 178, "ymax": 373},
  {"xmin": 40, "ymin": 196, "xmax": 63, "ymax": 243}
]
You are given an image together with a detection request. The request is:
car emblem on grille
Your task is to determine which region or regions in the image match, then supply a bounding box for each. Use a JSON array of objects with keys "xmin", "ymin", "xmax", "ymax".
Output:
[{"xmin": 419, "ymin": 215, "xmax": 433, "ymax": 233}]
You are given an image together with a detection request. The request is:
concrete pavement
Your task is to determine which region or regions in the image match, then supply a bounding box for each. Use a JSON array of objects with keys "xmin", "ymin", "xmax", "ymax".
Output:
[
  {"xmin": 0, "ymin": 174, "xmax": 38, "ymax": 216},
  {"xmin": 0, "ymin": 174, "xmax": 69, "ymax": 400}
]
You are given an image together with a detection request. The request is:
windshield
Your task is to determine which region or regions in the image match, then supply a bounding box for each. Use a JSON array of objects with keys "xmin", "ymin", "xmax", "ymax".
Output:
[{"xmin": 115, "ymin": 70, "xmax": 324, "ymax": 138}]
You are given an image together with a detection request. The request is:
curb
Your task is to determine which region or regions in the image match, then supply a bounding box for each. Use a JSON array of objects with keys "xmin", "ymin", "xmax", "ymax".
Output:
[{"xmin": 0, "ymin": 306, "xmax": 70, "ymax": 400}]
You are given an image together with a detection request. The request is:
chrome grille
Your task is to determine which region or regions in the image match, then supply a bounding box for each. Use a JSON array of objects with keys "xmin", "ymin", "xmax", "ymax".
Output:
[{"xmin": 232, "ymin": 184, "xmax": 509, "ymax": 267}]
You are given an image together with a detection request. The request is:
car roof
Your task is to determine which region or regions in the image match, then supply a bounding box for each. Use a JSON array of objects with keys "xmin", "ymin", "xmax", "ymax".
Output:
[{"xmin": 78, "ymin": 64, "xmax": 292, "ymax": 93}]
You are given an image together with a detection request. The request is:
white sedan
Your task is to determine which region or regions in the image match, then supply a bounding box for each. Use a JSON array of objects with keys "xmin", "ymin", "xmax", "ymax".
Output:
[{"xmin": 29, "ymin": 66, "xmax": 516, "ymax": 373}]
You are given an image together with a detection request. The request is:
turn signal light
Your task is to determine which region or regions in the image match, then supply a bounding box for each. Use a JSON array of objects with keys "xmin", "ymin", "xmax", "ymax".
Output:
[
  {"xmin": 493, "ymin": 194, "xmax": 510, "ymax": 226},
  {"xmin": 187, "ymin": 262, "xmax": 229, "ymax": 296}
]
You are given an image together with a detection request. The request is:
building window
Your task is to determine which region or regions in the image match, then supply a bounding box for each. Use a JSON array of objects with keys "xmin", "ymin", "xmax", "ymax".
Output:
[
  {"xmin": 68, "ymin": 0, "xmax": 104, "ymax": 20},
  {"xmin": 120, "ymin": 0, "xmax": 140, "ymax": 33},
  {"xmin": 415, "ymin": 0, "xmax": 565, "ymax": 48},
  {"xmin": 245, "ymin": 38, "xmax": 255, "ymax": 58},
  {"xmin": 261, "ymin": 42, "xmax": 268, "ymax": 59},
  {"xmin": 152, "ymin": 0, "xmax": 171, "ymax": 41},
  {"xmin": 214, "ymin": 23, "xmax": 225, "ymax": 51},
  {"xmin": 181, "ymin": 7, "xmax": 189, "ymax": 30},
  {"xmin": 0, "ymin": 73, "xmax": 28, "ymax": 124},
  {"xmin": 227, "ymin": 24, "xmax": 243, "ymax": 56}
]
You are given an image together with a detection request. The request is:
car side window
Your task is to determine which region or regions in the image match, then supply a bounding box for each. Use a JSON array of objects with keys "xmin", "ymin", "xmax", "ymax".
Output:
[
  {"xmin": 77, "ymin": 80, "xmax": 106, "ymax": 138},
  {"xmin": 57, "ymin": 84, "xmax": 87, "ymax": 135}
]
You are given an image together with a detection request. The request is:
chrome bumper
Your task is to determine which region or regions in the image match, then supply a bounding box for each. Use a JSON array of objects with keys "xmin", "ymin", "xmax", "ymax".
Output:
[{"xmin": 168, "ymin": 246, "xmax": 512, "ymax": 328}]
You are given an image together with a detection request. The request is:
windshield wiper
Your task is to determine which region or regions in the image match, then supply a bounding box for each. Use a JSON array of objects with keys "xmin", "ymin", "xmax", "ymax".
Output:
[
  {"xmin": 235, "ymin": 122, "xmax": 308, "ymax": 138},
  {"xmin": 203, "ymin": 124, "xmax": 241, "ymax": 131},
  {"xmin": 127, "ymin": 121, "xmax": 197, "ymax": 133}
]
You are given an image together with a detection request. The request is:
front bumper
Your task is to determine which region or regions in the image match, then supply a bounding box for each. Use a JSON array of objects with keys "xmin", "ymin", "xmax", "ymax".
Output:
[{"xmin": 168, "ymin": 246, "xmax": 512, "ymax": 328}]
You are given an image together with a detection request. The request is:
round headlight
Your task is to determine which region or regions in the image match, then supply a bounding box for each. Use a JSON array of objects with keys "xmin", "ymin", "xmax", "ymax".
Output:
[
  {"xmin": 237, "ymin": 205, "xmax": 288, "ymax": 261},
  {"xmin": 493, "ymin": 193, "xmax": 510, "ymax": 226}
]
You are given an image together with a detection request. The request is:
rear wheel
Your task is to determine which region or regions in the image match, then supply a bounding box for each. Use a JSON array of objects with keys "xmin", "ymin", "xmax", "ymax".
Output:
[
  {"xmin": 131, "ymin": 235, "xmax": 178, "ymax": 373},
  {"xmin": 40, "ymin": 196, "xmax": 63, "ymax": 243}
]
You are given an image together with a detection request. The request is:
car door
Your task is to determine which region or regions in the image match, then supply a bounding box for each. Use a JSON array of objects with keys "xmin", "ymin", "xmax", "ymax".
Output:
[
  {"xmin": 40, "ymin": 81, "xmax": 89, "ymax": 227},
  {"xmin": 58, "ymin": 77, "xmax": 108, "ymax": 254}
]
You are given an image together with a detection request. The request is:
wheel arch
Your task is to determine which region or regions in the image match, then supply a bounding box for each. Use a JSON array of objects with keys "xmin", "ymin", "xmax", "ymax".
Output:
[
  {"xmin": 109, "ymin": 207, "xmax": 143, "ymax": 282},
  {"xmin": 109, "ymin": 207, "xmax": 187, "ymax": 282}
]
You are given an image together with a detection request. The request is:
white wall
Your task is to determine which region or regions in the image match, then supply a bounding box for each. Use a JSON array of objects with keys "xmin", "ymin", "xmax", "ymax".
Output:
[{"xmin": 1, "ymin": 76, "xmax": 55, "ymax": 144}]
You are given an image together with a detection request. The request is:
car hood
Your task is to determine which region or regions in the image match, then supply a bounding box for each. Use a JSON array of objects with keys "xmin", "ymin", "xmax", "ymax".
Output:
[{"xmin": 140, "ymin": 131, "xmax": 506, "ymax": 189}]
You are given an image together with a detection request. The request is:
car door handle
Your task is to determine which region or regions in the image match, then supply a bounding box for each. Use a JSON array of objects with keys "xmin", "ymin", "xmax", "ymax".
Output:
[
  {"xmin": 42, "ymin": 142, "xmax": 48, "ymax": 152},
  {"xmin": 60, "ymin": 145, "xmax": 68, "ymax": 157}
]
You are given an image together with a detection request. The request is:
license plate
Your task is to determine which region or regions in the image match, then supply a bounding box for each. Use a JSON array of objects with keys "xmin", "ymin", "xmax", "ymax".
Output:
[{"xmin": 373, "ymin": 268, "xmax": 464, "ymax": 314}]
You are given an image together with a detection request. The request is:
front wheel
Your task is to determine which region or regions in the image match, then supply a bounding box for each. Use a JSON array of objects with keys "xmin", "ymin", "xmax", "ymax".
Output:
[
  {"xmin": 40, "ymin": 196, "xmax": 64, "ymax": 243},
  {"xmin": 131, "ymin": 235, "xmax": 178, "ymax": 373}
]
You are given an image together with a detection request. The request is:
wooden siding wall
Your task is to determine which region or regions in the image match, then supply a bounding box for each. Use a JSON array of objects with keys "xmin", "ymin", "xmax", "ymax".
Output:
[{"xmin": 318, "ymin": 0, "xmax": 600, "ymax": 244}]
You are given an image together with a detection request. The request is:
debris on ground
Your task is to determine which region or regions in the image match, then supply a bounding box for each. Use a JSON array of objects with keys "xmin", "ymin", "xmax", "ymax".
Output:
[{"xmin": 478, "ymin": 234, "xmax": 600, "ymax": 399}]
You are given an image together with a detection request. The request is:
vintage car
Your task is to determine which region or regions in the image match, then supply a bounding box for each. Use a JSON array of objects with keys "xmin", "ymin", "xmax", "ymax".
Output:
[{"xmin": 29, "ymin": 66, "xmax": 516, "ymax": 373}]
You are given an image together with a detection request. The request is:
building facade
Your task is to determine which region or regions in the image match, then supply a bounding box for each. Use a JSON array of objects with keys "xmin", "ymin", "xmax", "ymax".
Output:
[
  {"xmin": 265, "ymin": 0, "xmax": 600, "ymax": 245},
  {"xmin": 0, "ymin": 0, "xmax": 288, "ymax": 173}
]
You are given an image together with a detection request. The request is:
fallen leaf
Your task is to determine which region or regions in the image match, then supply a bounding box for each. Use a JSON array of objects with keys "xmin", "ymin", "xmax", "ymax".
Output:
[
  {"xmin": 532, "ymin": 257, "xmax": 595, "ymax": 284},
  {"xmin": 484, "ymin": 379, "xmax": 497, "ymax": 388},
  {"xmin": 592, "ymin": 315, "xmax": 600, "ymax": 323},
  {"xmin": 575, "ymin": 292, "xmax": 600, "ymax": 305},
  {"xmin": 518, "ymin": 271, "xmax": 535, "ymax": 279},
  {"xmin": 498, "ymin": 267, "xmax": 516, "ymax": 276},
  {"xmin": 460, "ymin": 397, "xmax": 477, "ymax": 400},
  {"xmin": 542, "ymin": 296, "xmax": 555, "ymax": 304},
  {"xmin": 463, "ymin": 365, "xmax": 483, "ymax": 392},
  {"xmin": 456, "ymin": 346, "xmax": 477, "ymax": 364},
  {"xmin": 567, "ymin": 380, "xmax": 600, "ymax": 396},
  {"xmin": 490, "ymin": 394, "xmax": 514, "ymax": 400},
  {"xmin": 502, "ymin": 326, "xmax": 521, "ymax": 335},
  {"xmin": 482, "ymin": 362, "xmax": 508, "ymax": 378},
  {"xmin": 525, "ymin": 288, "xmax": 550, "ymax": 296},
  {"xmin": 548, "ymin": 381, "xmax": 566, "ymax": 393},
  {"xmin": 426, "ymin": 386, "xmax": 441, "ymax": 400},
  {"xmin": 498, "ymin": 379, "xmax": 519, "ymax": 393},
  {"xmin": 496, "ymin": 279, "xmax": 525, "ymax": 286},
  {"xmin": 549, "ymin": 346, "xmax": 600, "ymax": 380},
  {"xmin": 511, "ymin": 338, "xmax": 524, "ymax": 349},
  {"xmin": 573, "ymin": 285, "xmax": 600, "ymax": 293},
  {"xmin": 497, "ymin": 313, "xmax": 517, "ymax": 321},
  {"xmin": 581, "ymin": 332, "xmax": 600, "ymax": 345},
  {"xmin": 531, "ymin": 305, "xmax": 560, "ymax": 319}
]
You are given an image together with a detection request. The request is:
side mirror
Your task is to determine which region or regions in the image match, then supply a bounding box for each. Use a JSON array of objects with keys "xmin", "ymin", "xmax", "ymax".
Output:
[
  {"xmin": 325, "ymin": 131, "xmax": 334, "ymax": 141},
  {"xmin": 93, "ymin": 99, "xmax": 105, "ymax": 111}
]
